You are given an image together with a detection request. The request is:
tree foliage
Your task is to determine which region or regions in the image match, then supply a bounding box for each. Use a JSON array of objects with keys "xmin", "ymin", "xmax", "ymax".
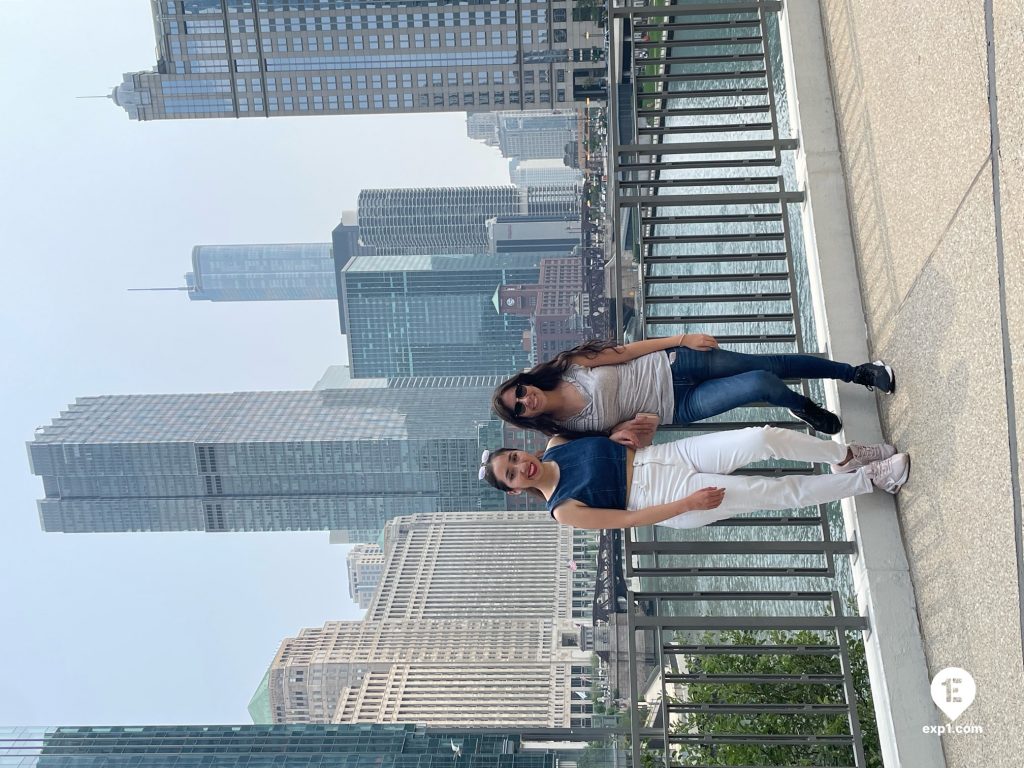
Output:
[{"xmin": 648, "ymin": 629, "xmax": 881, "ymax": 767}]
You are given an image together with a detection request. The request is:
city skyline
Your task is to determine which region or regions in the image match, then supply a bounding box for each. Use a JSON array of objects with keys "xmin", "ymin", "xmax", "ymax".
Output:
[{"xmin": 0, "ymin": 1, "xmax": 513, "ymax": 725}]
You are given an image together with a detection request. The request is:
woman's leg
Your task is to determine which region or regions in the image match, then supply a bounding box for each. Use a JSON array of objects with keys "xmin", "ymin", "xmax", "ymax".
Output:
[
  {"xmin": 672, "ymin": 347, "xmax": 855, "ymax": 384},
  {"xmin": 674, "ymin": 369, "xmax": 819, "ymax": 424},
  {"xmin": 629, "ymin": 429, "xmax": 873, "ymax": 528},
  {"xmin": 674, "ymin": 425, "xmax": 847, "ymax": 473},
  {"xmin": 654, "ymin": 467, "xmax": 873, "ymax": 528}
]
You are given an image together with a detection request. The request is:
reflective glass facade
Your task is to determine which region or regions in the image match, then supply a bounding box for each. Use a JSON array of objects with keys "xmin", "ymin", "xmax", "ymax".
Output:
[
  {"xmin": 0, "ymin": 725, "xmax": 555, "ymax": 768},
  {"xmin": 496, "ymin": 112, "xmax": 578, "ymax": 159},
  {"xmin": 187, "ymin": 244, "xmax": 336, "ymax": 301},
  {"xmin": 342, "ymin": 252, "xmax": 565, "ymax": 377},
  {"xmin": 357, "ymin": 186, "xmax": 579, "ymax": 254},
  {"xmin": 27, "ymin": 382, "xmax": 509, "ymax": 534},
  {"xmin": 112, "ymin": 1, "xmax": 603, "ymax": 120}
]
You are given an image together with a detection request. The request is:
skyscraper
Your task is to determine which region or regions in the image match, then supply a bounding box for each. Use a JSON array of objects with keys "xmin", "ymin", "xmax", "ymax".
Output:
[
  {"xmin": 465, "ymin": 110, "xmax": 579, "ymax": 160},
  {"xmin": 509, "ymin": 159, "xmax": 582, "ymax": 188},
  {"xmin": 185, "ymin": 244, "xmax": 336, "ymax": 301},
  {"xmin": 112, "ymin": 2, "xmax": 605, "ymax": 122},
  {"xmin": 265, "ymin": 512, "xmax": 598, "ymax": 727},
  {"xmin": 346, "ymin": 543, "xmax": 385, "ymax": 609},
  {"xmin": 0, "ymin": 724, "xmax": 559, "ymax": 768},
  {"xmin": 356, "ymin": 186, "xmax": 580, "ymax": 254},
  {"xmin": 341, "ymin": 252, "xmax": 555, "ymax": 377},
  {"xmin": 27, "ymin": 381, "xmax": 512, "ymax": 536}
]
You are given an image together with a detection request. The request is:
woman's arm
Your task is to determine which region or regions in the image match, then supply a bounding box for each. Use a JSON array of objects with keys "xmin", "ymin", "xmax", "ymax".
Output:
[
  {"xmin": 552, "ymin": 487, "xmax": 725, "ymax": 529},
  {"xmin": 570, "ymin": 333, "xmax": 718, "ymax": 368},
  {"xmin": 546, "ymin": 435, "xmax": 571, "ymax": 450},
  {"xmin": 608, "ymin": 413, "xmax": 659, "ymax": 449}
]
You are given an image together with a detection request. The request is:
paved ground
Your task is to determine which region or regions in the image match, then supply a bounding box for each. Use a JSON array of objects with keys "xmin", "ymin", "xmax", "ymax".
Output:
[{"xmin": 817, "ymin": 0, "xmax": 1024, "ymax": 763}]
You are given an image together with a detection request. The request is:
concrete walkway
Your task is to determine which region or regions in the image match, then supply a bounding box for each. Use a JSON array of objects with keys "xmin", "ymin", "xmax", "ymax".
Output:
[{"xmin": 815, "ymin": 0, "xmax": 1024, "ymax": 764}]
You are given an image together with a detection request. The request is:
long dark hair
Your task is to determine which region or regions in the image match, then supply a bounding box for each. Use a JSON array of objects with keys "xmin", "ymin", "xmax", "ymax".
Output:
[{"xmin": 491, "ymin": 339, "xmax": 622, "ymax": 438}]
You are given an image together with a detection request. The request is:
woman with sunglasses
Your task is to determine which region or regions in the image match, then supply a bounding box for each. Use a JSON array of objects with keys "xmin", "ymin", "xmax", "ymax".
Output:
[
  {"xmin": 491, "ymin": 335, "xmax": 894, "ymax": 448},
  {"xmin": 479, "ymin": 427, "xmax": 909, "ymax": 530}
]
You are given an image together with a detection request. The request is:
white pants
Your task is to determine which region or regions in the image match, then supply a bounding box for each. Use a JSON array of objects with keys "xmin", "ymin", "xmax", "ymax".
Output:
[{"xmin": 627, "ymin": 426, "xmax": 873, "ymax": 529}]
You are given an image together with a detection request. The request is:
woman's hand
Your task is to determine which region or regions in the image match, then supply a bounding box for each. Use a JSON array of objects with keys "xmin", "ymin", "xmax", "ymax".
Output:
[
  {"xmin": 677, "ymin": 333, "xmax": 719, "ymax": 351},
  {"xmin": 609, "ymin": 413, "xmax": 659, "ymax": 449},
  {"xmin": 683, "ymin": 486, "xmax": 726, "ymax": 511}
]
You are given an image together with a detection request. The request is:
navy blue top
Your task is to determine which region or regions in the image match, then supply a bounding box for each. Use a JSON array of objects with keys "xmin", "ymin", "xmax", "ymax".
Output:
[{"xmin": 542, "ymin": 437, "xmax": 628, "ymax": 517}]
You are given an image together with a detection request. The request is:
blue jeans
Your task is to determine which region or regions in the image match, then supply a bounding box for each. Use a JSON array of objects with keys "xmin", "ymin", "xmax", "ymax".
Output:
[{"xmin": 670, "ymin": 347, "xmax": 855, "ymax": 424}]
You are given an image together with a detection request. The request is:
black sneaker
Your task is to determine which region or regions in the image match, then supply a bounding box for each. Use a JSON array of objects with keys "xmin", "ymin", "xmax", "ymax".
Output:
[
  {"xmin": 789, "ymin": 401, "xmax": 843, "ymax": 434},
  {"xmin": 853, "ymin": 360, "xmax": 895, "ymax": 394}
]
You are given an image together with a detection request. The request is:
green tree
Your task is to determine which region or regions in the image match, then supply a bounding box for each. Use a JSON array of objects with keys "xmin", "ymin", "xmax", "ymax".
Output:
[{"xmin": 662, "ymin": 629, "xmax": 881, "ymax": 767}]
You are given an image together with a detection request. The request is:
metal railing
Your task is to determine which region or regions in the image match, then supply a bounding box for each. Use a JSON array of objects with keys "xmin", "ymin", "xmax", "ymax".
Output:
[{"xmin": 605, "ymin": 1, "xmax": 871, "ymax": 766}]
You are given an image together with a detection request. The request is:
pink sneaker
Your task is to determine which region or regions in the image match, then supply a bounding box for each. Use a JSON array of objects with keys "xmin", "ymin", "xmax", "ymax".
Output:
[
  {"xmin": 830, "ymin": 442, "xmax": 896, "ymax": 474},
  {"xmin": 864, "ymin": 453, "xmax": 911, "ymax": 494}
]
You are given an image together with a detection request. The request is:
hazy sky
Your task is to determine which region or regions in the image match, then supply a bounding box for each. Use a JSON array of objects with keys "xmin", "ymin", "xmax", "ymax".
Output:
[{"xmin": 0, "ymin": 1, "xmax": 509, "ymax": 725}]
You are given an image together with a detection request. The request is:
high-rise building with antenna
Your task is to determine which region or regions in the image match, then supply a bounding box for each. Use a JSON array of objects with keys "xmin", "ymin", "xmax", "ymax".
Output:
[{"xmin": 111, "ymin": 2, "xmax": 605, "ymax": 122}]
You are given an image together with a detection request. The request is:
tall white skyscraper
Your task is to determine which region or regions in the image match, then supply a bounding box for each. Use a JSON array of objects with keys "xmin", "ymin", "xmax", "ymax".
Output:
[{"xmin": 265, "ymin": 511, "xmax": 598, "ymax": 728}]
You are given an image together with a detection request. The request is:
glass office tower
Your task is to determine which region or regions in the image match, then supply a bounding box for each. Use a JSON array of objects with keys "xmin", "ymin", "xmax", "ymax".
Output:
[
  {"xmin": 0, "ymin": 725, "xmax": 557, "ymax": 768},
  {"xmin": 341, "ymin": 252, "xmax": 557, "ymax": 377},
  {"xmin": 112, "ymin": 1, "xmax": 605, "ymax": 121},
  {"xmin": 27, "ymin": 381, "xmax": 509, "ymax": 535},
  {"xmin": 356, "ymin": 186, "xmax": 579, "ymax": 254},
  {"xmin": 186, "ymin": 244, "xmax": 337, "ymax": 301}
]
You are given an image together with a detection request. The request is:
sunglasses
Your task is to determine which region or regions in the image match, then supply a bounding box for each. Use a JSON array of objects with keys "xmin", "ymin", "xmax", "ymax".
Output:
[
  {"xmin": 478, "ymin": 449, "xmax": 491, "ymax": 481},
  {"xmin": 512, "ymin": 384, "xmax": 528, "ymax": 417}
]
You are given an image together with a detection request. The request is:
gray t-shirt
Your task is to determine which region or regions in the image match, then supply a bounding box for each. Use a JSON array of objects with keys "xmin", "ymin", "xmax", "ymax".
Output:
[{"xmin": 557, "ymin": 352, "xmax": 675, "ymax": 433}]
